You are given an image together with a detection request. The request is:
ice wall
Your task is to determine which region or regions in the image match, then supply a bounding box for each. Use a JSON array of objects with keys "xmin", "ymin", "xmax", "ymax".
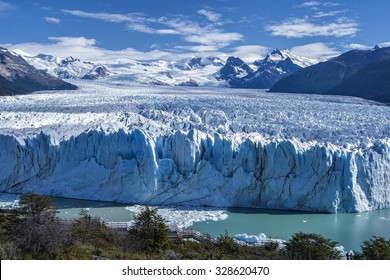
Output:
[{"xmin": 0, "ymin": 129, "xmax": 389, "ymax": 213}]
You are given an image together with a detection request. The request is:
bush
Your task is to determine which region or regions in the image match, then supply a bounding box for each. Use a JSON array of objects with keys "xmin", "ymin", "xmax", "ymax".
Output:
[
  {"xmin": 13, "ymin": 193, "xmax": 66, "ymax": 258},
  {"xmin": 361, "ymin": 236, "xmax": 390, "ymax": 260},
  {"xmin": 69, "ymin": 210, "xmax": 117, "ymax": 248},
  {"xmin": 286, "ymin": 232, "xmax": 340, "ymax": 260}
]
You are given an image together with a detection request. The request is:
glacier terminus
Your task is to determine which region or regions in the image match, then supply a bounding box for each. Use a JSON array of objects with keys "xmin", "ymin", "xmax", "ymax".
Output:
[{"xmin": 0, "ymin": 80, "xmax": 389, "ymax": 213}]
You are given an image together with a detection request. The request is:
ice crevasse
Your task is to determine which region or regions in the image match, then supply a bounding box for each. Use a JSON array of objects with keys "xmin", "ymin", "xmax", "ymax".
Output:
[{"xmin": 0, "ymin": 128, "xmax": 389, "ymax": 213}]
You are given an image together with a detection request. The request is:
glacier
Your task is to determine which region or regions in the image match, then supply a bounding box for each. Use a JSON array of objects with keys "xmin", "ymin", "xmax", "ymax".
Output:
[{"xmin": 0, "ymin": 80, "xmax": 389, "ymax": 213}]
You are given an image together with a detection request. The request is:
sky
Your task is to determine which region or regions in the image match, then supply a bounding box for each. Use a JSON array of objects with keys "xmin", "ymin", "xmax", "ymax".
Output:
[{"xmin": 1, "ymin": 0, "xmax": 389, "ymax": 63}]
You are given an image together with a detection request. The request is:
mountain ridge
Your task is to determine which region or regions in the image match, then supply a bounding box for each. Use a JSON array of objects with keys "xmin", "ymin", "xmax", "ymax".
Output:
[
  {"xmin": 0, "ymin": 47, "xmax": 77, "ymax": 95},
  {"xmin": 270, "ymin": 46, "xmax": 390, "ymax": 103}
]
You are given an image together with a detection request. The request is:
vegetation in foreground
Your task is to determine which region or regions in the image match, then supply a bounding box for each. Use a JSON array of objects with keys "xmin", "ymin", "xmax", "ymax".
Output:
[{"xmin": 1, "ymin": 193, "xmax": 389, "ymax": 260}]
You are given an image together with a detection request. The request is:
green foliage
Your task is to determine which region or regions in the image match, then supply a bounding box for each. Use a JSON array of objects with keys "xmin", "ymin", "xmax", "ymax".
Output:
[
  {"xmin": 12, "ymin": 193, "xmax": 66, "ymax": 258},
  {"xmin": 361, "ymin": 236, "xmax": 390, "ymax": 260},
  {"xmin": 128, "ymin": 206, "xmax": 169, "ymax": 253},
  {"xmin": 0, "ymin": 210, "xmax": 20, "ymax": 243},
  {"xmin": 286, "ymin": 232, "xmax": 340, "ymax": 260},
  {"xmin": 69, "ymin": 210, "xmax": 117, "ymax": 248},
  {"xmin": 216, "ymin": 230, "xmax": 242, "ymax": 257},
  {"xmin": 0, "ymin": 241, "xmax": 21, "ymax": 260},
  {"xmin": 16, "ymin": 193, "xmax": 57, "ymax": 218}
]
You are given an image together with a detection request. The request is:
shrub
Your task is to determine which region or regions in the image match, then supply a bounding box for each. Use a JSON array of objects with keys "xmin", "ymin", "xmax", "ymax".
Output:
[
  {"xmin": 361, "ymin": 236, "xmax": 390, "ymax": 260},
  {"xmin": 286, "ymin": 232, "xmax": 340, "ymax": 260}
]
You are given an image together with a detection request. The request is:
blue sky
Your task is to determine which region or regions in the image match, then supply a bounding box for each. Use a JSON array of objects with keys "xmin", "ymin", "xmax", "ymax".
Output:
[{"xmin": 1, "ymin": 0, "xmax": 389, "ymax": 62}]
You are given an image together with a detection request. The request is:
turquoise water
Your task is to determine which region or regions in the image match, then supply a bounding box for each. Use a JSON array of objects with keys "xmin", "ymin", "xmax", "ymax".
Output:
[
  {"xmin": 52, "ymin": 197, "xmax": 390, "ymax": 251},
  {"xmin": 2, "ymin": 194, "xmax": 390, "ymax": 251},
  {"xmin": 190, "ymin": 208, "xmax": 390, "ymax": 251}
]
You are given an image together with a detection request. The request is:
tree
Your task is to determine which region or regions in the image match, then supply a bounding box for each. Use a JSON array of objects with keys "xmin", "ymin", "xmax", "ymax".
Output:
[
  {"xmin": 128, "ymin": 206, "xmax": 169, "ymax": 253},
  {"xmin": 361, "ymin": 236, "xmax": 390, "ymax": 260},
  {"xmin": 216, "ymin": 230, "xmax": 241, "ymax": 257},
  {"xmin": 16, "ymin": 192, "xmax": 58, "ymax": 218},
  {"xmin": 13, "ymin": 193, "xmax": 66, "ymax": 258},
  {"xmin": 285, "ymin": 232, "xmax": 340, "ymax": 260}
]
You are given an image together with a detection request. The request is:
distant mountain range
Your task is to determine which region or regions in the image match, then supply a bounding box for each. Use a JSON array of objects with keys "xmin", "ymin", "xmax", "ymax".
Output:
[
  {"xmin": 217, "ymin": 49, "xmax": 317, "ymax": 88},
  {"xmin": 14, "ymin": 48, "xmax": 316, "ymax": 89},
  {"xmin": 0, "ymin": 47, "xmax": 77, "ymax": 95},
  {"xmin": 270, "ymin": 46, "xmax": 390, "ymax": 103},
  {"xmin": 2, "ymin": 45, "xmax": 390, "ymax": 103}
]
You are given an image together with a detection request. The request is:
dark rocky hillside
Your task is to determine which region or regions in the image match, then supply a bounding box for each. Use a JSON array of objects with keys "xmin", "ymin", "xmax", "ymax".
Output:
[{"xmin": 0, "ymin": 47, "xmax": 77, "ymax": 96}]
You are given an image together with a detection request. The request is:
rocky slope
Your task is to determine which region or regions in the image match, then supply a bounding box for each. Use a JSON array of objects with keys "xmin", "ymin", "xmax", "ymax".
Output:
[
  {"xmin": 270, "ymin": 46, "xmax": 390, "ymax": 103},
  {"xmin": 0, "ymin": 47, "xmax": 77, "ymax": 95},
  {"xmin": 218, "ymin": 49, "xmax": 317, "ymax": 88}
]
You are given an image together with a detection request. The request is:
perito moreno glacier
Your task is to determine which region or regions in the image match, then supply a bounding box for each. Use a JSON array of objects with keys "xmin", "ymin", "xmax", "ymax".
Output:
[{"xmin": 0, "ymin": 80, "xmax": 389, "ymax": 213}]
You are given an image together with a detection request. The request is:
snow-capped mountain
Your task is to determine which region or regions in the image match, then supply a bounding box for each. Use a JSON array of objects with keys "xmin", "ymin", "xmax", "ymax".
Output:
[
  {"xmin": 175, "ymin": 56, "xmax": 224, "ymax": 70},
  {"xmin": 18, "ymin": 52, "xmax": 96, "ymax": 79},
  {"xmin": 0, "ymin": 47, "xmax": 77, "ymax": 95},
  {"xmin": 255, "ymin": 48, "xmax": 316, "ymax": 69},
  {"xmin": 219, "ymin": 49, "xmax": 317, "ymax": 89},
  {"xmin": 103, "ymin": 57, "xmax": 227, "ymax": 87},
  {"xmin": 217, "ymin": 56, "xmax": 254, "ymax": 81},
  {"xmin": 14, "ymin": 47, "xmax": 317, "ymax": 89},
  {"xmin": 18, "ymin": 51, "xmax": 227, "ymax": 86},
  {"xmin": 82, "ymin": 64, "xmax": 111, "ymax": 80}
]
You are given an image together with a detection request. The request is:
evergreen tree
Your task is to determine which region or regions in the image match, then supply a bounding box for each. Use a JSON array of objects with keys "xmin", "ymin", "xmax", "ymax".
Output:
[{"xmin": 128, "ymin": 206, "xmax": 169, "ymax": 253}]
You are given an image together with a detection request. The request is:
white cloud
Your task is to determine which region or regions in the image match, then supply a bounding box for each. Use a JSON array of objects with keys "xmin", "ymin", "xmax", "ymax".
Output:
[
  {"xmin": 45, "ymin": 17, "xmax": 61, "ymax": 24},
  {"xmin": 301, "ymin": 1, "xmax": 321, "ymax": 7},
  {"xmin": 126, "ymin": 23, "xmax": 180, "ymax": 35},
  {"xmin": 62, "ymin": 9, "xmax": 141, "ymax": 23},
  {"xmin": 345, "ymin": 42, "xmax": 390, "ymax": 50},
  {"xmin": 345, "ymin": 43, "xmax": 372, "ymax": 50},
  {"xmin": 291, "ymin": 42, "xmax": 340, "ymax": 60},
  {"xmin": 48, "ymin": 36, "xmax": 96, "ymax": 47},
  {"xmin": 323, "ymin": 2, "xmax": 341, "ymax": 7},
  {"xmin": 380, "ymin": 42, "xmax": 390, "ymax": 47},
  {"xmin": 175, "ymin": 45, "xmax": 221, "ymax": 52},
  {"xmin": 62, "ymin": 9, "xmax": 242, "ymax": 51},
  {"xmin": 197, "ymin": 9, "xmax": 221, "ymax": 22},
  {"xmin": 3, "ymin": 36, "xmax": 172, "ymax": 63},
  {"xmin": 0, "ymin": 1, "xmax": 15, "ymax": 11},
  {"xmin": 185, "ymin": 32, "xmax": 243, "ymax": 47},
  {"xmin": 300, "ymin": 1, "xmax": 340, "ymax": 8},
  {"xmin": 266, "ymin": 17, "xmax": 358, "ymax": 38},
  {"xmin": 313, "ymin": 10, "xmax": 345, "ymax": 18},
  {"xmin": 229, "ymin": 45, "xmax": 269, "ymax": 62}
]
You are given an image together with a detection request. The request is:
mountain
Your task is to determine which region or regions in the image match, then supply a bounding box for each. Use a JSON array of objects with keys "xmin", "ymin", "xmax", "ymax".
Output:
[
  {"xmin": 0, "ymin": 47, "xmax": 77, "ymax": 95},
  {"xmin": 217, "ymin": 56, "xmax": 254, "ymax": 85},
  {"xmin": 104, "ymin": 57, "xmax": 226, "ymax": 87},
  {"xmin": 270, "ymin": 46, "xmax": 390, "ymax": 103},
  {"xmin": 82, "ymin": 64, "xmax": 111, "ymax": 80},
  {"xmin": 21, "ymin": 52, "xmax": 95, "ymax": 79},
  {"xmin": 175, "ymin": 56, "xmax": 224, "ymax": 70},
  {"xmin": 218, "ymin": 49, "xmax": 317, "ymax": 89}
]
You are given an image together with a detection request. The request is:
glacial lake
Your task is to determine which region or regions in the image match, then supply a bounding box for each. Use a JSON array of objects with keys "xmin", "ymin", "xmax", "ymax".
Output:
[{"xmin": 1, "ymin": 193, "xmax": 389, "ymax": 251}]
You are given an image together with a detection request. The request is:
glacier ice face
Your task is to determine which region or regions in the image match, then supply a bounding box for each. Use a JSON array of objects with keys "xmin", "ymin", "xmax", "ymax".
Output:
[{"xmin": 0, "ymin": 81, "xmax": 389, "ymax": 212}]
